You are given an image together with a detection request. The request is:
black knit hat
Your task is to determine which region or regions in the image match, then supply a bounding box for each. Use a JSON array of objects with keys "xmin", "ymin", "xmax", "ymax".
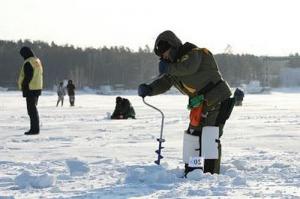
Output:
[
  {"xmin": 116, "ymin": 96, "xmax": 122, "ymax": 103},
  {"xmin": 156, "ymin": 40, "xmax": 171, "ymax": 56},
  {"xmin": 20, "ymin": 46, "xmax": 34, "ymax": 59}
]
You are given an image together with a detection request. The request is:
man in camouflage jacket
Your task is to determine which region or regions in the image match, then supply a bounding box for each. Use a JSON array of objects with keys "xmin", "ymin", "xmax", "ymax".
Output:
[{"xmin": 138, "ymin": 30, "xmax": 234, "ymax": 175}]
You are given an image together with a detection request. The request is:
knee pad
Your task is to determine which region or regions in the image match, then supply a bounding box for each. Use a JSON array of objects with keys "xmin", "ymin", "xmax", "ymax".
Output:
[
  {"xmin": 183, "ymin": 126, "xmax": 220, "ymax": 164},
  {"xmin": 201, "ymin": 126, "xmax": 219, "ymax": 159},
  {"xmin": 183, "ymin": 131, "xmax": 200, "ymax": 164}
]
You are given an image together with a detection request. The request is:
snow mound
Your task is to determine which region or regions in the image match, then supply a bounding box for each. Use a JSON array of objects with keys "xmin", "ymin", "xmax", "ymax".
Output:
[
  {"xmin": 66, "ymin": 159, "xmax": 90, "ymax": 176},
  {"xmin": 232, "ymin": 159, "xmax": 248, "ymax": 170},
  {"xmin": 187, "ymin": 189, "xmax": 212, "ymax": 197},
  {"xmin": 232, "ymin": 176, "xmax": 247, "ymax": 186},
  {"xmin": 125, "ymin": 165, "xmax": 177, "ymax": 184},
  {"xmin": 185, "ymin": 169, "xmax": 205, "ymax": 180},
  {"xmin": 225, "ymin": 168, "xmax": 240, "ymax": 177},
  {"xmin": 271, "ymin": 162, "xmax": 289, "ymax": 168},
  {"xmin": 15, "ymin": 171, "xmax": 55, "ymax": 189}
]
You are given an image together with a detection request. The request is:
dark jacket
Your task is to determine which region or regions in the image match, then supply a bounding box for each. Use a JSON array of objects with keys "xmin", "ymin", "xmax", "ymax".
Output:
[
  {"xmin": 19, "ymin": 47, "xmax": 41, "ymax": 97},
  {"xmin": 67, "ymin": 83, "xmax": 75, "ymax": 96},
  {"xmin": 149, "ymin": 31, "xmax": 232, "ymax": 107},
  {"xmin": 234, "ymin": 88, "xmax": 244, "ymax": 101}
]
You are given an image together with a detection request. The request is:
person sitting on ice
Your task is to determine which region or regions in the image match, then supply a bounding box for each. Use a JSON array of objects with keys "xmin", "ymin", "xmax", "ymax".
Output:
[{"xmin": 111, "ymin": 96, "xmax": 136, "ymax": 119}]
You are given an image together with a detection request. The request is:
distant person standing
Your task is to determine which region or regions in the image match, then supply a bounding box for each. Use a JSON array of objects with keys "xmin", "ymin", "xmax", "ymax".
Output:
[
  {"xmin": 56, "ymin": 82, "xmax": 65, "ymax": 107},
  {"xmin": 18, "ymin": 46, "xmax": 43, "ymax": 135},
  {"xmin": 66, "ymin": 80, "xmax": 75, "ymax": 106},
  {"xmin": 234, "ymin": 88, "xmax": 244, "ymax": 106}
]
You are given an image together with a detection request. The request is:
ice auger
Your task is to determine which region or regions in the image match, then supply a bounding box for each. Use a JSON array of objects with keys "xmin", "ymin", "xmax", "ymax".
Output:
[{"xmin": 142, "ymin": 97, "xmax": 165, "ymax": 165}]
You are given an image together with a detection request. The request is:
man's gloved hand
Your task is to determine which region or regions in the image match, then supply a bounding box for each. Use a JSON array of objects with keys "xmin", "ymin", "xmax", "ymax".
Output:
[
  {"xmin": 159, "ymin": 60, "xmax": 170, "ymax": 75},
  {"xmin": 138, "ymin": 84, "xmax": 152, "ymax": 98}
]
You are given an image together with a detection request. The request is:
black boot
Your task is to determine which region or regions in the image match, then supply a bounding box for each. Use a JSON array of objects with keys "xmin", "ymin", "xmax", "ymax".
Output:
[
  {"xmin": 184, "ymin": 164, "xmax": 201, "ymax": 177},
  {"xmin": 24, "ymin": 130, "xmax": 39, "ymax": 135}
]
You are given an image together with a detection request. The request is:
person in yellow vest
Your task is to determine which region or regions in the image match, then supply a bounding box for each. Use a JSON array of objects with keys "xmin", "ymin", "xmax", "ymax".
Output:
[{"xmin": 18, "ymin": 46, "xmax": 43, "ymax": 135}]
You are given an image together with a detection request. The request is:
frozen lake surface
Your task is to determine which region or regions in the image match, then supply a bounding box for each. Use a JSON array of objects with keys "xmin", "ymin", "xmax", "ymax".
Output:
[{"xmin": 0, "ymin": 90, "xmax": 299, "ymax": 198}]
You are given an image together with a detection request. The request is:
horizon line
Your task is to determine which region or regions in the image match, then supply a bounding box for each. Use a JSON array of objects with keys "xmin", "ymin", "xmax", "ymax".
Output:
[{"xmin": 0, "ymin": 38, "xmax": 298, "ymax": 57}]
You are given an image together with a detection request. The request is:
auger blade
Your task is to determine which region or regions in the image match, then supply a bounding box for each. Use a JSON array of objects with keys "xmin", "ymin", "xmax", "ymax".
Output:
[
  {"xmin": 155, "ymin": 149, "xmax": 164, "ymax": 154},
  {"xmin": 156, "ymin": 154, "xmax": 163, "ymax": 159}
]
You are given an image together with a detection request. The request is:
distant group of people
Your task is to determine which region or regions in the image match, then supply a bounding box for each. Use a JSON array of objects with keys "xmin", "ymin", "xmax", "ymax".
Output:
[
  {"xmin": 17, "ymin": 46, "xmax": 135, "ymax": 135},
  {"xmin": 56, "ymin": 80, "xmax": 76, "ymax": 107},
  {"xmin": 17, "ymin": 47, "xmax": 77, "ymax": 134},
  {"xmin": 18, "ymin": 30, "xmax": 235, "ymax": 176}
]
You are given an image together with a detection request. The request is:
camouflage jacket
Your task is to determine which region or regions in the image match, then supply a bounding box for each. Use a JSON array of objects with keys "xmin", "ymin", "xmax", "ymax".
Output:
[{"xmin": 149, "ymin": 42, "xmax": 232, "ymax": 107}]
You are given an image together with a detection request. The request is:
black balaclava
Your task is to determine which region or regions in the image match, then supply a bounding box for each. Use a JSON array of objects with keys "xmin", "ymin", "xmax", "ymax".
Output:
[
  {"xmin": 156, "ymin": 40, "xmax": 171, "ymax": 56},
  {"xmin": 20, "ymin": 46, "xmax": 34, "ymax": 60},
  {"xmin": 154, "ymin": 30, "xmax": 182, "ymax": 63}
]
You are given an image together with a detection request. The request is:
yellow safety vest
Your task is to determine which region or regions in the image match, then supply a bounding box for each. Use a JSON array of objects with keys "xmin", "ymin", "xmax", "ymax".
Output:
[{"xmin": 18, "ymin": 57, "xmax": 43, "ymax": 90}]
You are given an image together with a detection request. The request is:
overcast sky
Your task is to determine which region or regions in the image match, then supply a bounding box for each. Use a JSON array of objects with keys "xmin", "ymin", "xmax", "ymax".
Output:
[{"xmin": 0, "ymin": 0, "xmax": 299, "ymax": 56}]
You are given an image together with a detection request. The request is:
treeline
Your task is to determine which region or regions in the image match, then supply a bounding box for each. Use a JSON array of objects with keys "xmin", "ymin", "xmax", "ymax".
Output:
[
  {"xmin": 0, "ymin": 39, "xmax": 298, "ymax": 89},
  {"xmin": 287, "ymin": 53, "xmax": 300, "ymax": 68},
  {"xmin": 215, "ymin": 54, "xmax": 265, "ymax": 86},
  {"xmin": 0, "ymin": 40, "xmax": 157, "ymax": 89}
]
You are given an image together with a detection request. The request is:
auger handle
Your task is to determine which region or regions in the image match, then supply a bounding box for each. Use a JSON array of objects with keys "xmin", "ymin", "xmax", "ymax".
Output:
[
  {"xmin": 142, "ymin": 97, "xmax": 164, "ymax": 140},
  {"xmin": 142, "ymin": 97, "xmax": 165, "ymax": 165}
]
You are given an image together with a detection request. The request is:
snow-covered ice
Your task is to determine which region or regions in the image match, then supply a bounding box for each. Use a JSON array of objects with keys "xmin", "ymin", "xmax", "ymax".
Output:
[
  {"xmin": 0, "ymin": 90, "xmax": 299, "ymax": 198},
  {"xmin": 15, "ymin": 171, "xmax": 55, "ymax": 189}
]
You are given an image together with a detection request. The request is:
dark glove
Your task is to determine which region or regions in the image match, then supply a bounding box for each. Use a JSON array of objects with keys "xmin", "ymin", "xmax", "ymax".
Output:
[
  {"xmin": 22, "ymin": 82, "xmax": 29, "ymax": 92},
  {"xmin": 138, "ymin": 84, "xmax": 152, "ymax": 98},
  {"xmin": 158, "ymin": 60, "xmax": 170, "ymax": 75}
]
